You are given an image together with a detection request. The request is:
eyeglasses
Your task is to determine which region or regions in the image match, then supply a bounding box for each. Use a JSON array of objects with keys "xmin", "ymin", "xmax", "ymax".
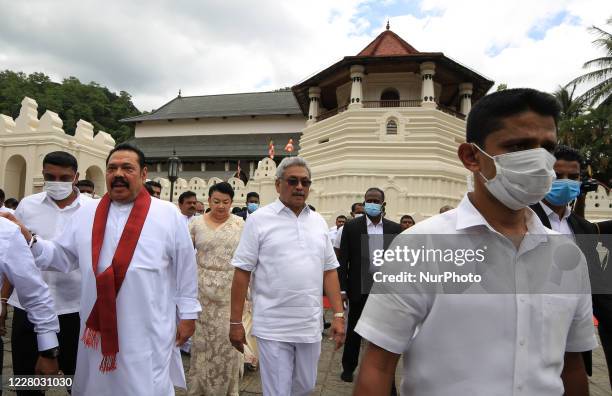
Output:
[{"xmin": 283, "ymin": 177, "xmax": 312, "ymax": 187}]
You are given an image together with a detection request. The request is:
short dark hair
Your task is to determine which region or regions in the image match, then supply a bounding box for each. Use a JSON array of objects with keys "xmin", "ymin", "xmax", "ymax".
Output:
[
  {"xmin": 106, "ymin": 143, "xmax": 145, "ymax": 169},
  {"xmin": 43, "ymin": 151, "xmax": 78, "ymax": 172},
  {"xmin": 144, "ymin": 183, "xmax": 155, "ymax": 196},
  {"xmin": 145, "ymin": 180, "xmax": 162, "ymax": 189},
  {"xmin": 365, "ymin": 187, "xmax": 385, "ymax": 202},
  {"xmin": 178, "ymin": 191, "xmax": 197, "ymax": 204},
  {"xmin": 400, "ymin": 214, "xmax": 415, "ymax": 223},
  {"xmin": 466, "ymin": 88, "xmax": 561, "ymax": 147},
  {"xmin": 336, "ymin": 215, "xmax": 348, "ymax": 221},
  {"xmin": 246, "ymin": 192, "xmax": 260, "ymax": 200},
  {"xmin": 208, "ymin": 182, "xmax": 234, "ymax": 200},
  {"xmin": 351, "ymin": 202, "xmax": 363, "ymax": 213},
  {"xmin": 4, "ymin": 198, "xmax": 18, "ymax": 209},
  {"xmin": 554, "ymin": 145, "xmax": 583, "ymax": 165},
  {"xmin": 76, "ymin": 179, "xmax": 94, "ymax": 189},
  {"xmin": 0, "ymin": 188, "xmax": 5, "ymax": 202},
  {"xmin": 231, "ymin": 207, "xmax": 243, "ymax": 214}
]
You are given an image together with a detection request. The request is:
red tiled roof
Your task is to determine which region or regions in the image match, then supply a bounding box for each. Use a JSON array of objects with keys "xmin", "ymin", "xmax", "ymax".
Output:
[{"xmin": 357, "ymin": 29, "xmax": 419, "ymax": 56}]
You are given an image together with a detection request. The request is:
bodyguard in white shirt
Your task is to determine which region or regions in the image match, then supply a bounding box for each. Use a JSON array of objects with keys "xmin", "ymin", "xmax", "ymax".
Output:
[
  {"xmin": 0, "ymin": 216, "xmax": 60, "ymax": 376},
  {"xmin": 1, "ymin": 151, "xmax": 86, "ymax": 390},
  {"xmin": 229, "ymin": 156, "xmax": 346, "ymax": 396},
  {"xmin": 354, "ymin": 88, "xmax": 597, "ymax": 395}
]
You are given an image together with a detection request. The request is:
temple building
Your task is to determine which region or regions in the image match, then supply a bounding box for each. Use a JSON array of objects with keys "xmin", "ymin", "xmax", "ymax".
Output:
[
  {"xmin": 121, "ymin": 89, "xmax": 305, "ymax": 182},
  {"xmin": 292, "ymin": 25, "xmax": 494, "ymax": 220}
]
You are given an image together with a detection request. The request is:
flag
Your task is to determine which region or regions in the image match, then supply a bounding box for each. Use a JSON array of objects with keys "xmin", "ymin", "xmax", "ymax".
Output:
[
  {"xmin": 268, "ymin": 140, "xmax": 275, "ymax": 159},
  {"xmin": 284, "ymin": 138, "xmax": 294, "ymax": 155}
]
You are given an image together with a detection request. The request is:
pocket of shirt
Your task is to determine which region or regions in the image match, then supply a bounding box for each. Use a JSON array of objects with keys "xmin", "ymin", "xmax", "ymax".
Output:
[{"xmin": 540, "ymin": 295, "xmax": 576, "ymax": 366}]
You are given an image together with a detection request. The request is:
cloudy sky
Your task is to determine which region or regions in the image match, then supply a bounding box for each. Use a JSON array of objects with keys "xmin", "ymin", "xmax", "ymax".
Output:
[{"xmin": 0, "ymin": 0, "xmax": 610, "ymax": 112}]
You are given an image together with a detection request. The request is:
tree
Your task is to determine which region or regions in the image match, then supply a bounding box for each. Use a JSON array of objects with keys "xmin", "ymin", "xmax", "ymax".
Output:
[
  {"xmin": 554, "ymin": 84, "xmax": 586, "ymax": 146},
  {"xmin": 566, "ymin": 17, "xmax": 612, "ymax": 106},
  {"xmin": 0, "ymin": 70, "xmax": 141, "ymax": 143}
]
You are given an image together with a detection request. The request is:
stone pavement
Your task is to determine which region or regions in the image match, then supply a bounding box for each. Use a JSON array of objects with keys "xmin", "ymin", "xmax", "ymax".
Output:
[{"xmin": 2, "ymin": 307, "xmax": 610, "ymax": 395}]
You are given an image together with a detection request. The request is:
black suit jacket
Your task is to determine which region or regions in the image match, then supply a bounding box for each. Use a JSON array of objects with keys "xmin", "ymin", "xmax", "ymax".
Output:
[{"xmin": 337, "ymin": 216, "xmax": 403, "ymax": 301}]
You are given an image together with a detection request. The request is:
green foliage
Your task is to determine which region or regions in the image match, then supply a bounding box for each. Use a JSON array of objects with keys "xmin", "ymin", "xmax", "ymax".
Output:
[
  {"xmin": 566, "ymin": 17, "xmax": 612, "ymax": 107},
  {"xmin": 0, "ymin": 70, "xmax": 141, "ymax": 143},
  {"xmin": 496, "ymin": 83, "xmax": 508, "ymax": 91}
]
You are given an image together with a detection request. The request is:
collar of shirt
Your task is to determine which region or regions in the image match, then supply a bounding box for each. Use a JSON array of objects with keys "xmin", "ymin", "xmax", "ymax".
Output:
[
  {"xmin": 366, "ymin": 214, "xmax": 383, "ymax": 229},
  {"xmin": 455, "ymin": 194, "xmax": 550, "ymax": 254},
  {"xmin": 270, "ymin": 198, "xmax": 310, "ymax": 217},
  {"xmin": 38, "ymin": 188, "xmax": 84, "ymax": 211},
  {"xmin": 540, "ymin": 201, "xmax": 571, "ymax": 223}
]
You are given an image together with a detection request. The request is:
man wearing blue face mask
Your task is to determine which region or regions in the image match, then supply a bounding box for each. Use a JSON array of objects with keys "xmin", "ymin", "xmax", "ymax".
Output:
[
  {"xmin": 238, "ymin": 192, "xmax": 260, "ymax": 221},
  {"xmin": 337, "ymin": 187, "xmax": 401, "ymax": 392},
  {"xmin": 530, "ymin": 145, "xmax": 611, "ymax": 385}
]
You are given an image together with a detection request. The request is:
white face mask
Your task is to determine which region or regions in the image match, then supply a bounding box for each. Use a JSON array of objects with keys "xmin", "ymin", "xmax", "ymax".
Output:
[
  {"xmin": 474, "ymin": 144, "xmax": 556, "ymax": 210},
  {"xmin": 44, "ymin": 181, "xmax": 74, "ymax": 201}
]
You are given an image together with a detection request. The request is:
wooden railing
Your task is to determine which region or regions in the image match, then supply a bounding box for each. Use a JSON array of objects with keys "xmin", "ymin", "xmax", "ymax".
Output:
[
  {"xmin": 436, "ymin": 104, "xmax": 466, "ymax": 120},
  {"xmin": 316, "ymin": 104, "xmax": 348, "ymax": 122},
  {"xmin": 362, "ymin": 100, "xmax": 421, "ymax": 108},
  {"xmin": 314, "ymin": 101, "xmax": 466, "ymax": 122}
]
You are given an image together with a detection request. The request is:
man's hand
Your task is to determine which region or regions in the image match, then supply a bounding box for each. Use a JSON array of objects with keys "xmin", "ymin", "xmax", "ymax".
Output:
[
  {"xmin": 229, "ymin": 323, "xmax": 246, "ymax": 353},
  {"xmin": 0, "ymin": 212, "xmax": 31, "ymax": 242},
  {"xmin": 34, "ymin": 356, "xmax": 59, "ymax": 375},
  {"xmin": 176, "ymin": 319, "xmax": 195, "ymax": 346},
  {"xmin": 330, "ymin": 317, "xmax": 346, "ymax": 350}
]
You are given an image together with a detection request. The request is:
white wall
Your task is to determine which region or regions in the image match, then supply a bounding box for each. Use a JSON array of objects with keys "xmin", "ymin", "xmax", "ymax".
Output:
[{"xmin": 134, "ymin": 114, "xmax": 306, "ymax": 138}]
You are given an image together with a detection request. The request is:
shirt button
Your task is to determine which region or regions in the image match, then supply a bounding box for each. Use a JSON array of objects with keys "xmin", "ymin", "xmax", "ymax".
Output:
[
  {"xmin": 517, "ymin": 385, "xmax": 523, "ymax": 391},
  {"xmin": 519, "ymin": 339, "xmax": 525, "ymax": 346},
  {"xmin": 520, "ymin": 296, "xmax": 526, "ymax": 303}
]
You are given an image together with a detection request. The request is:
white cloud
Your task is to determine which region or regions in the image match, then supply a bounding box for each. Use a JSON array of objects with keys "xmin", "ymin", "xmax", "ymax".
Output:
[{"xmin": 0, "ymin": 0, "xmax": 610, "ymax": 111}]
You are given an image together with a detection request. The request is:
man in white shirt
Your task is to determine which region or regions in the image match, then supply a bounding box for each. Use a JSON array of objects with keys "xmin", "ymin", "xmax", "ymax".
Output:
[
  {"xmin": 0, "ymin": 217, "xmax": 61, "ymax": 377},
  {"xmin": 0, "ymin": 188, "xmax": 14, "ymax": 214},
  {"xmin": 333, "ymin": 202, "xmax": 365, "ymax": 253},
  {"xmin": 178, "ymin": 190, "xmax": 197, "ymax": 226},
  {"xmin": 2, "ymin": 143, "xmax": 201, "ymax": 396},
  {"xmin": 229, "ymin": 156, "xmax": 346, "ymax": 396},
  {"xmin": 328, "ymin": 215, "xmax": 347, "ymax": 246},
  {"xmin": 354, "ymin": 88, "xmax": 597, "ymax": 395},
  {"xmin": 1, "ymin": 151, "xmax": 86, "ymax": 395}
]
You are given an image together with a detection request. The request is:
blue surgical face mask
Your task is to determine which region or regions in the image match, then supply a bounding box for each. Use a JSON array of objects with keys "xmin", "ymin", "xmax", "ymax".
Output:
[
  {"xmin": 545, "ymin": 179, "xmax": 581, "ymax": 206},
  {"xmin": 247, "ymin": 202, "xmax": 259, "ymax": 213},
  {"xmin": 364, "ymin": 202, "xmax": 382, "ymax": 217}
]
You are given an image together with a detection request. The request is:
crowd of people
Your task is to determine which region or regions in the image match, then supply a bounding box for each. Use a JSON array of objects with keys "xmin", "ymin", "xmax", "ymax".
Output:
[{"xmin": 0, "ymin": 87, "xmax": 610, "ymax": 395}]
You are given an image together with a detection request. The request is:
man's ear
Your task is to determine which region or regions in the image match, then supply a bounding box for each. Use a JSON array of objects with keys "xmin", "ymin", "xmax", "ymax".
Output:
[
  {"xmin": 74, "ymin": 172, "xmax": 80, "ymax": 185},
  {"xmin": 141, "ymin": 166, "xmax": 148, "ymax": 181},
  {"xmin": 275, "ymin": 179, "xmax": 281, "ymax": 194},
  {"xmin": 458, "ymin": 143, "xmax": 481, "ymax": 173}
]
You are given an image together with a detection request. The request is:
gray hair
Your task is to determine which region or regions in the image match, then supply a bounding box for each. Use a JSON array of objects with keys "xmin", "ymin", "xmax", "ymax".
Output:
[{"xmin": 275, "ymin": 156, "xmax": 312, "ymax": 179}]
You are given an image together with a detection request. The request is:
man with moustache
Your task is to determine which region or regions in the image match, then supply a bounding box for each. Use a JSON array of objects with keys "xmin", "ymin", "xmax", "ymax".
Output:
[
  {"xmin": 1, "ymin": 143, "xmax": 201, "ymax": 396},
  {"xmin": 229, "ymin": 156, "xmax": 345, "ymax": 396}
]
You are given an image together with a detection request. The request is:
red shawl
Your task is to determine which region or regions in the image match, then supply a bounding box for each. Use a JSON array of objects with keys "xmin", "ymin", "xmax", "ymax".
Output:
[{"xmin": 81, "ymin": 188, "xmax": 151, "ymax": 372}]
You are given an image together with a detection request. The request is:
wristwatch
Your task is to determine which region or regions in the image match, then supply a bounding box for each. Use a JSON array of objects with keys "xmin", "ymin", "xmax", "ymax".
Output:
[
  {"xmin": 333, "ymin": 312, "xmax": 345, "ymax": 319},
  {"xmin": 39, "ymin": 346, "xmax": 60, "ymax": 359}
]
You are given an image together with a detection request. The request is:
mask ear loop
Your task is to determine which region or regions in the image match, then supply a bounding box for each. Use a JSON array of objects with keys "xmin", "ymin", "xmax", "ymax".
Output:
[{"xmin": 471, "ymin": 143, "xmax": 494, "ymax": 183}]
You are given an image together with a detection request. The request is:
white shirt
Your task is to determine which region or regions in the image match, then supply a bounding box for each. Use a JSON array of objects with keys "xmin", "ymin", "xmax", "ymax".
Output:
[
  {"xmin": 333, "ymin": 225, "xmax": 344, "ymax": 249},
  {"xmin": 31, "ymin": 197, "xmax": 201, "ymax": 396},
  {"xmin": 356, "ymin": 194, "xmax": 597, "ymax": 396},
  {"xmin": 540, "ymin": 202, "xmax": 573, "ymax": 237},
  {"xmin": 9, "ymin": 191, "xmax": 87, "ymax": 314},
  {"xmin": 0, "ymin": 217, "xmax": 59, "ymax": 351},
  {"xmin": 328, "ymin": 225, "xmax": 338, "ymax": 246},
  {"xmin": 0, "ymin": 205, "xmax": 14, "ymax": 214},
  {"xmin": 232, "ymin": 199, "xmax": 339, "ymax": 343}
]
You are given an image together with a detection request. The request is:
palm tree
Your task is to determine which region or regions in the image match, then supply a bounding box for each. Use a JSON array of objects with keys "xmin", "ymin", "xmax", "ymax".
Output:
[
  {"xmin": 566, "ymin": 17, "xmax": 612, "ymax": 106},
  {"xmin": 554, "ymin": 85, "xmax": 586, "ymax": 145}
]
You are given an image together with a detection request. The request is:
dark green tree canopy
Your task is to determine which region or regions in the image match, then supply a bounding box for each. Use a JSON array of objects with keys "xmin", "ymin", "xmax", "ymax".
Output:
[{"xmin": 0, "ymin": 70, "xmax": 141, "ymax": 143}]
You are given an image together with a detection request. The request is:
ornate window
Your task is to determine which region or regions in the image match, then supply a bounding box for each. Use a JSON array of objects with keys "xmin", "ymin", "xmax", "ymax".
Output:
[{"xmin": 386, "ymin": 119, "xmax": 398, "ymax": 135}]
